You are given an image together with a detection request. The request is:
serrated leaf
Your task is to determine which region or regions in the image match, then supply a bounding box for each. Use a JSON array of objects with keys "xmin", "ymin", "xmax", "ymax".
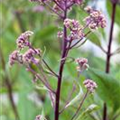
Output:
[{"xmin": 88, "ymin": 68, "xmax": 120, "ymax": 111}]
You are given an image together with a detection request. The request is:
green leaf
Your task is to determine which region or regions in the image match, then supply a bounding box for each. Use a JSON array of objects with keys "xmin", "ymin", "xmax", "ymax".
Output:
[
  {"xmin": 65, "ymin": 85, "xmax": 84, "ymax": 109},
  {"xmin": 88, "ymin": 68, "xmax": 120, "ymax": 111},
  {"xmin": 76, "ymin": 104, "xmax": 99, "ymax": 120},
  {"xmin": 106, "ymin": 1, "xmax": 120, "ymax": 25},
  {"xmin": 66, "ymin": 62, "xmax": 77, "ymax": 78},
  {"xmin": 84, "ymin": 104, "xmax": 99, "ymax": 113},
  {"xmin": 36, "ymin": 85, "xmax": 48, "ymax": 91},
  {"xmin": 115, "ymin": 70, "xmax": 120, "ymax": 81},
  {"xmin": 40, "ymin": 108, "xmax": 47, "ymax": 120},
  {"xmin": 117, "ymin": 31, "xmax": 120, "ymax": 44},
  {"xmin": 88, "ymin": 32, "xmax": 101, "ymax": 47},
  {"xmin": 38, "ymin": 26, "xmax": 58, "ymax": 39},
  {"xmin": 18, "ymin": 89, "xmax": 40, "ymax": 120}
]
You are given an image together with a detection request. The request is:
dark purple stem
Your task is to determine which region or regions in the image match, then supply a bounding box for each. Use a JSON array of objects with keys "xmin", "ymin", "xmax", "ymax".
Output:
[
  {"xmin": 29, "ymin": 45, "xmax": 58, "ymax": 77},
  {"xmin": 27, "ymin": 66, "xmax": 56, "ymax": 94},
  {"xmin": 105, "ymin": 2, "xmax": 116, "ymax": 73},
  {"xmin": 53, "ymin": 0, "xmax": 64, "ymax": 11},
  {"xmin": 103, "ymin": 2, "xmax": 117, "ymax": 120},
  {"xmin": 44, "ymin": 2, "xmax": 64, "ymax": 19},
  {"xmin": 69, "ymin": 31, "xmax": 91, "ymax": 49},
  {"xmin": 54, "ymin": 3, "xmax": 68, "ymax": 120}
]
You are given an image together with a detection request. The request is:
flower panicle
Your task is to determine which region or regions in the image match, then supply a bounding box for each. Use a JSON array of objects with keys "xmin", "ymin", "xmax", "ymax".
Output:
[
  {"xmin": 84, "ymin": 6, "xmax": 107, "ymax": 30},
  {"xmin": 29, "ymin": 0, "xmax": 84, "ymax": 10},
  {"xmin": 16, "ymin": 31, "xmax": 33, "ymax": 49},
  {"xmin": 63, "ymin": 19, "xmax": 84, "ymax": 41},
  {"xmin": 9, "ymin": 31, "xmax": 42, "ymax": 66},
  {"xmin": 35, "ymin": 115, "xmax": 47, "ymax": 120},
  {"xmin": 9, "ymin": 50, "xmax": 22, "ymax": 66},
  {"xmin": 23, "ymin": 48, "xmax": 41, "ymax": 64},
  {"xmin": 83, "ymin": 79, "xmax": 97, "ymax": 93}
]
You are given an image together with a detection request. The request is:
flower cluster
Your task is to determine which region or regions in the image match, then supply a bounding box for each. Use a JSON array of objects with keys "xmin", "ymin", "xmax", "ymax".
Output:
[
  {"xmin": 35, "ymin": 115, "xmax": 42, "ymax": 120},
  {"xmin": 16, "ymin": 31, "xmax": 33, "ymax": 49},
  {"xmin": 63, "ymin": 19, "xmax": 84, "ymax": 40},
  {"xmin": 57, "ymin": 31, "xmax": 63, "ymax": 38},
  {"xmin": 9, "ymin": 31, "xmax": 41, "ymax": 66},
  {"xmin": 83, "ymin": 79, "xmax": 97, "ymax": 93},
  {"xmin": 9, "ymin": 0, "xmax": 105, "ymax": 119},
  {"xmin": 35, "ymin": 115, "xmax": 47, "ymax": 120},
  {"xmin": 9, "ymin": 50, "xmax": 22, "ymax": 66},
  {"xmin": 23, "ymin": 48, "xmax": 40, "ymax": 64},
  {"xmin": 84, "ymin": 6, "xmax": 106, "ymax": 30},
  {"xmin": 30, "ymin": 0, "xmax": 49, "ymax": 3},
  {"xmin": 75, "ymin": 58, "xmax": 89, "ymax": 72},
  {"xmin": 30, "ymin": 0, "xmax": 83, "ymax": 10}
]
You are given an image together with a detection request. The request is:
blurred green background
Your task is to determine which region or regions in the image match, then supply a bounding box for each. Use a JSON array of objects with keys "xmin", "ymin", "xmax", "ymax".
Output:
[{"xmin": 0, "ymin": 0, "xmax": 120, "ymax": 120}]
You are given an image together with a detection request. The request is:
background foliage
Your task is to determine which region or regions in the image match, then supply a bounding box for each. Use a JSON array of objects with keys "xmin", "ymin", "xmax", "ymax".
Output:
[{"xmin": 0, "ymin": 0, "xmax": 120, "ymax": 120}]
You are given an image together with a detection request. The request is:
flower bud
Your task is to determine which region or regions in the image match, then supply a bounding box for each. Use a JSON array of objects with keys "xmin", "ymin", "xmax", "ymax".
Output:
[
  {"xmin": 57, "ymin": 31, "xmax": 63, "ymax": 38},
  {"xmin": 75, "ymin": 58, "xmax": 89, "ymax": 72},
  {"xmin": 35, "ymin": 115, "xmax": 42, "ymax": 120}
]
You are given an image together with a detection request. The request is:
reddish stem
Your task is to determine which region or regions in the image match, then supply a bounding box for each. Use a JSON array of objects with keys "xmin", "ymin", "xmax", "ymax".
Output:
[
  {"xmin": 54, "ymin": 3, "xmax": 68, "ymax": 120},
  {"xmin": 103, "ymin": 2, "xmax": 117, "ymax": 120},
  {"xmin": 105, "ymin": 3, "xmax": 116, "ymax": 73}
]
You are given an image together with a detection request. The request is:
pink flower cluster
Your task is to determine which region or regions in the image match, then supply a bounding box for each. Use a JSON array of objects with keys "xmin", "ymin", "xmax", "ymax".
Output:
[
  {"xmin": 35, "ymin": 115, "xmax": 42, "ymax": 120},
  {"xmin": 83, "ymin": 79, "xmax": 97, "ymax": 93},
  {"xmin": 9, "ymin": 50, "xmax": 22, "ymax": 66},
  {"xmin": 62, "ymin": 19, "xmax": 84, "ymax": 40},
  {"xmin": 16, "ymin": 31, "xmax": 33, "ymax": 49},
  {"xmin": 30, "ymin": 0, "xmax": 83, "ymax": 10},
  {"xmin": 35, "ymin": 115, "xmax": 47, "ymax": 120},
  {"xmin": 30, "ymin": 0, "xmax": 48, "ymax": 3},
  {"xmin": 23, "ymin": 48, "xmax": 40, "ymax": 64},
  {"xmin": 55, "ymin": 0, "xmax": 83, "ymax": 6},
  {"xmin": 57, "ymin": 31, "xmax": 63, "ymax": 38},
  {"xmin": 84, "ymin": 6, "xmax": 106, "ymax": 30},
  {"xmin": 75, "ymin": 58, "xmax": 89, "ymax": 72},
  {"xmin": 9, "ymin": 31, "xmax": 41, "ymax": 66}
]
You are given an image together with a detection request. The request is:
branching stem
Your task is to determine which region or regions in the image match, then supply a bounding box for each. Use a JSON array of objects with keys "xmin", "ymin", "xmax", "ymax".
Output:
[
  {"xmin": 103, "ymin": 2, "xmax": 117, "ymax": 120},
  {"xmin": 27, "ymin": 66, "xmax": 56, "ymax": 94},
  {"xmin": 55, "ymin": 2, "xmax": 68, "ymax": 120},
  {"xmin": 105, "ymin": 3, "xmax": 116, "ymax": 73}
]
